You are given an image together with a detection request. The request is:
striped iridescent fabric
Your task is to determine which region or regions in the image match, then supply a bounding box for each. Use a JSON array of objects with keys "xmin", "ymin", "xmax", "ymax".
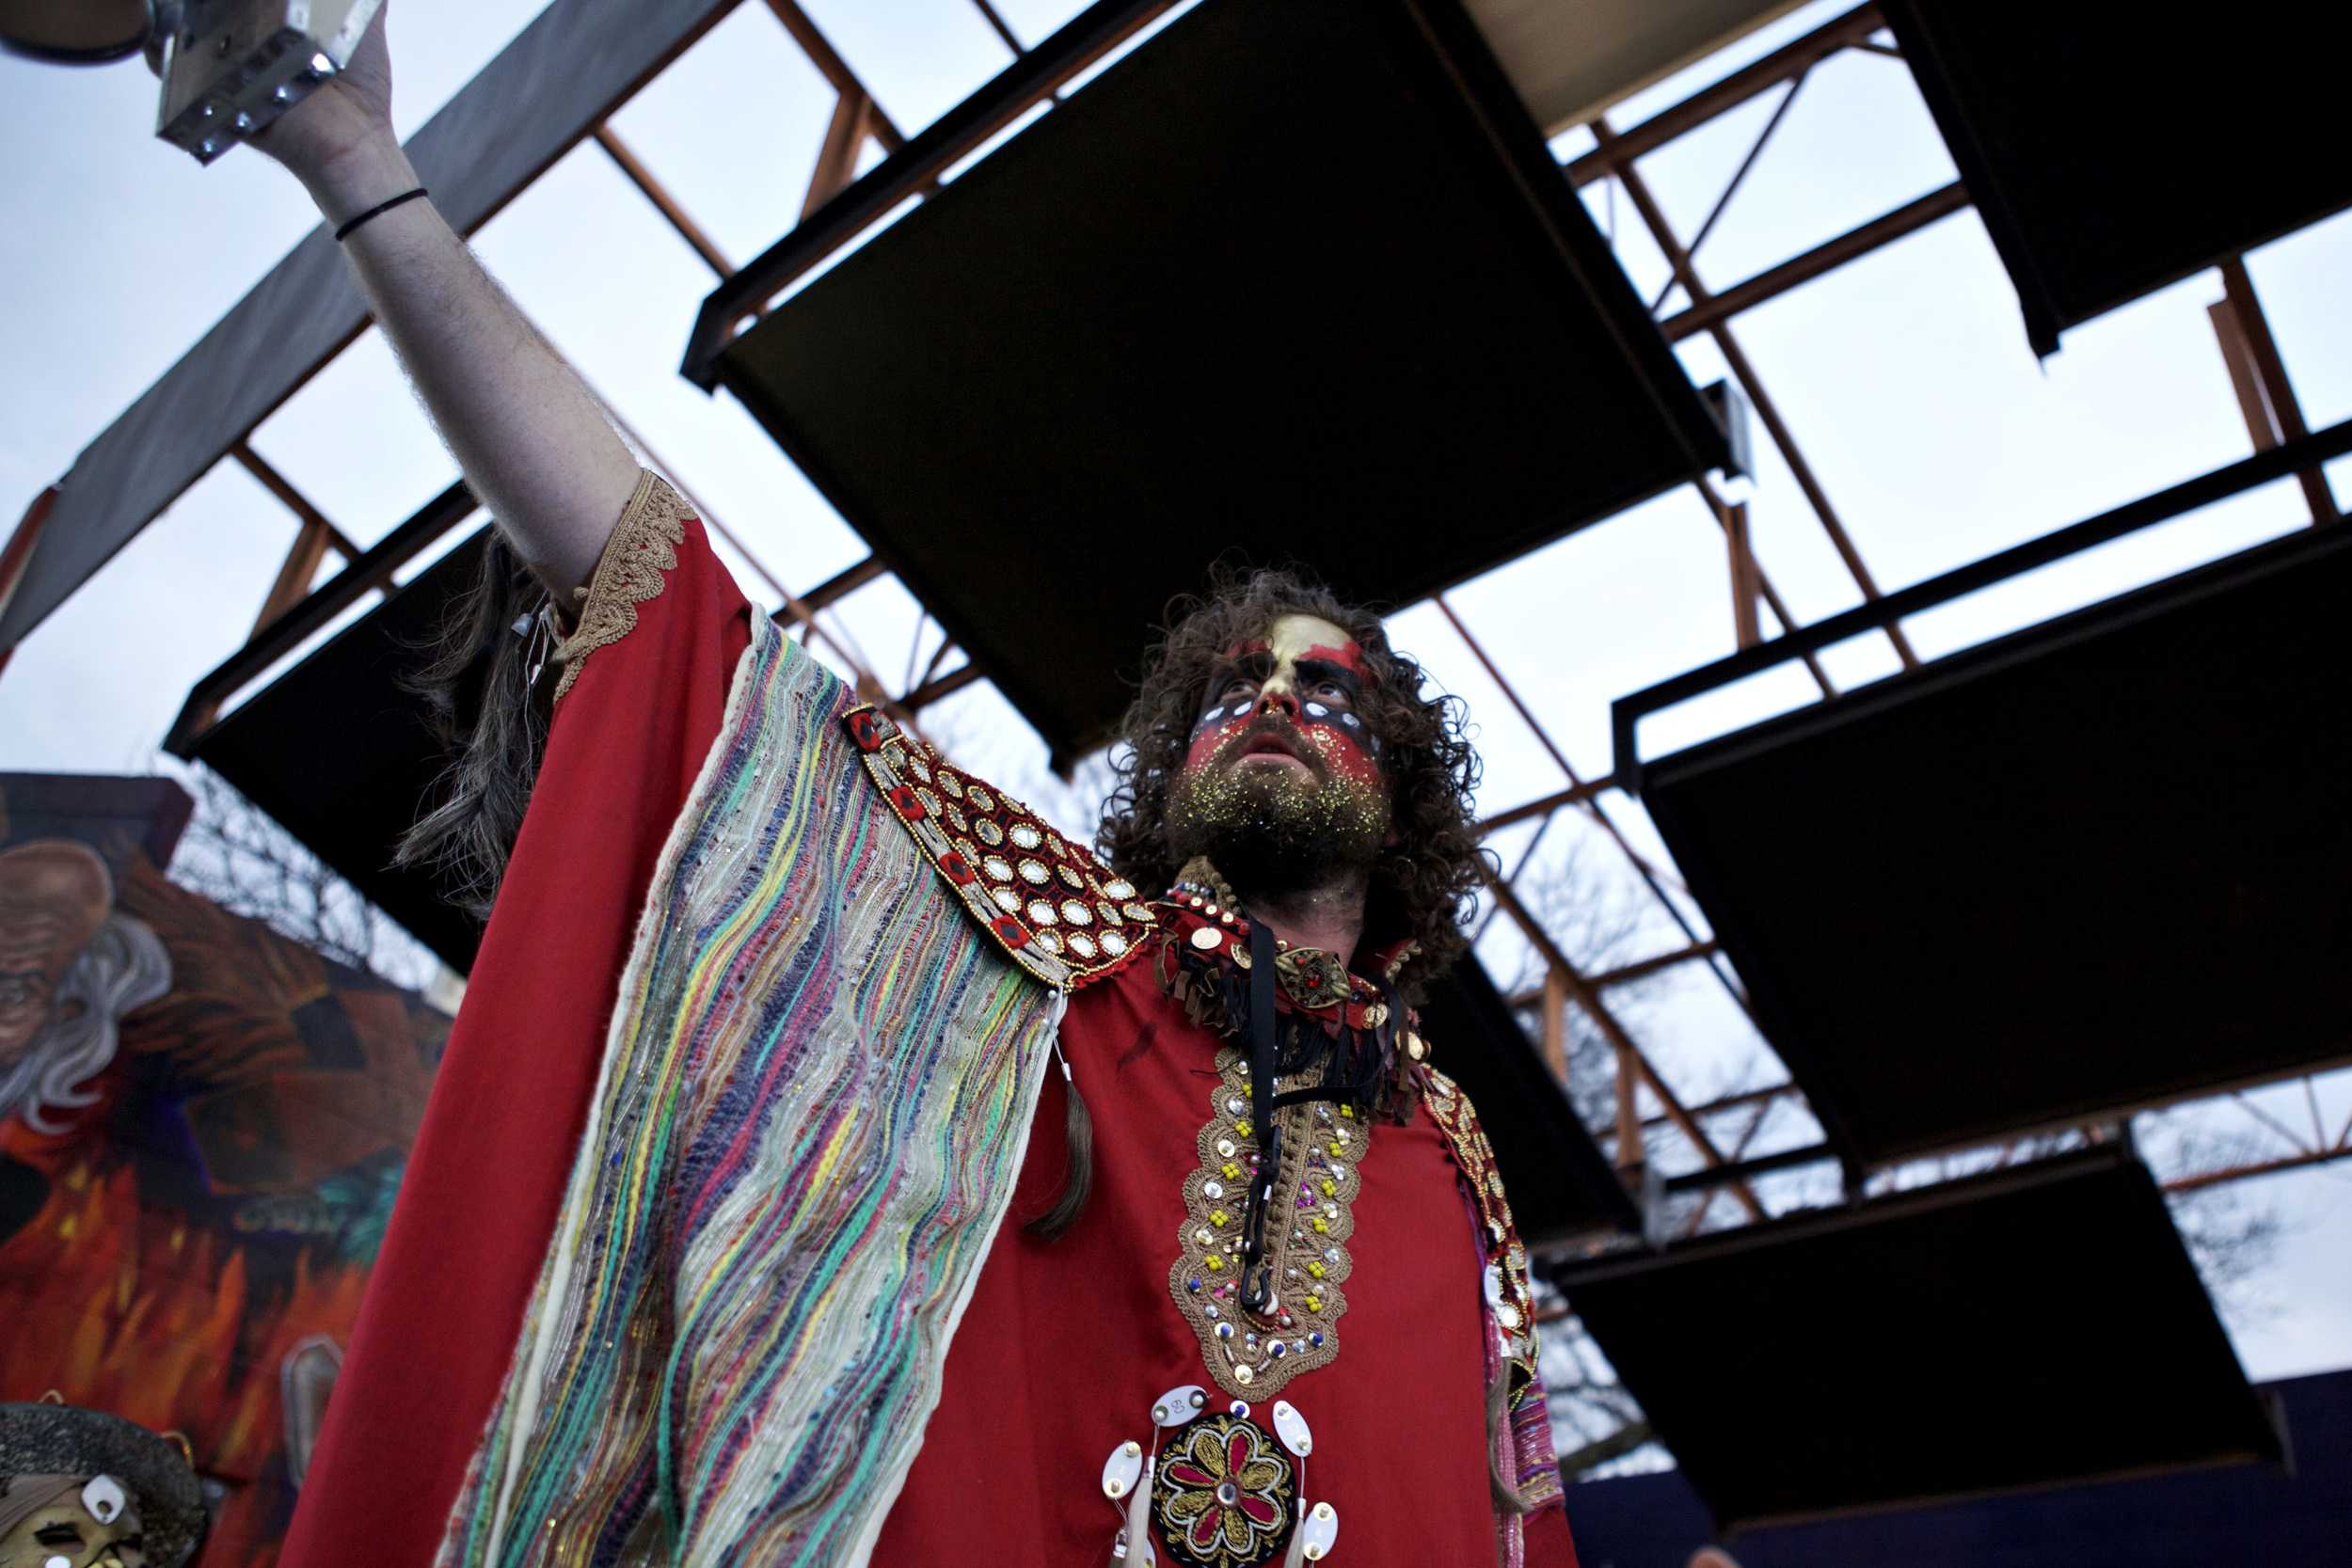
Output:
[
  {"xmin": 437, "ymin": 619, "xmax": 1063, "ymax": 1568},
  {"xmin": 1510, "ymin": 1376, "xmax": 1565, "ymax": 1524}
]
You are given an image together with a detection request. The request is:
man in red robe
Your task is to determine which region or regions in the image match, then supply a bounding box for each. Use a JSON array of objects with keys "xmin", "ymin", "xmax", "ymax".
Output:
[{"xmin": 260, "ymin": 10, "xmax": 1580, "ymax": 1565}]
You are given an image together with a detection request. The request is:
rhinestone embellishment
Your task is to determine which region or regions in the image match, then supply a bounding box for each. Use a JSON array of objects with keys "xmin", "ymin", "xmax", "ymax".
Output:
[{"xmin": 1171, "ymin": 1045, "xmax": 1363, "ymax": 1399}]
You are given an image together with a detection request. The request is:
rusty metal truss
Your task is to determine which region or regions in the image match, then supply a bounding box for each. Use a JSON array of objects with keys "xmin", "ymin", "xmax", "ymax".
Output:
[{"xmin": 4, "ymin": 0, "xmax": 2344, "ymax": 1230}]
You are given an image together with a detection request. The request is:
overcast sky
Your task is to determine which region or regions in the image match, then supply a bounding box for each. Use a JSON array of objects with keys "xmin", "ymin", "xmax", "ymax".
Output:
[{"xmin": 3, "ymin": 0, "xmax": 2346, "ymax": 1388}]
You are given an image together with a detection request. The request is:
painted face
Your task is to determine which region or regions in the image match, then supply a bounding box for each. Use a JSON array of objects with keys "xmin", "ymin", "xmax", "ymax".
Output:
[
  {"xmin": 1166, "ymin": 613, "xmax": 1391, "ymax": 894},
  {"xmin": 0, "ymin": 842, "xmax": 114, "ymax": 1066},
  {"xmin": 1182, "ymin": 613, "xmax": 1383, "ymax": 793},
  {"xmin": 0, "ymin": 1477, "xmax": 148, "ymax": 1568}
]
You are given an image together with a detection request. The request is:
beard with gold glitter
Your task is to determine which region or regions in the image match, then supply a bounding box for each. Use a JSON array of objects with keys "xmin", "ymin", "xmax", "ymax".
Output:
[{"xmin": 1164, "ymin": 711, "xmax": 1392, "ymax": 898}]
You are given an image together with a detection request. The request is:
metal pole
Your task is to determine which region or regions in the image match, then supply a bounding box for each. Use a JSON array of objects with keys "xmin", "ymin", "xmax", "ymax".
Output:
[
  {"xmin": 1661, "ymin": 182, "xmax": 1970, "ymax": 341},
  {"xmin": 2217, "ymin": 256, "xmax": 2339, "ymax": 524},
  {"xmin": 1506, "ymin": 941, "xmax": 1726, "ymax": 1006},
  {"xmin": 1477, "ymin": 776, "xmax": 1617, "ymax": 835},
  {"xmin": 230, "ymin": 441, "xmax": 361, "ymax": 560},
  {"xmin": 2164, "ymin": 1142, "xmax": 2352, "ymax": 1194},
  {"xmin": 1561, "ymin": 5, "xmax": 1884, "ymax": 186},
  {"xmin": 1434, "ymin": 594, "xmax": 1690, "ymax": 896},
  {"xmin": 803, "ymin": 87, "xmax": 875, "ymax": 219},
  {"xmin": 2208, "ymin": 299, "xmax": 2280, "ymax": 451},
  {"xmin": 1647, "ymin": 71, "xmax": 1811, "ymax": 312},
  {"xmin": 596, "ymin": 124, "xmax": 735, "ymax": 277},
  {"xmin": 1484, "ymin": 871, "xmax": 1765, "ymax": 1218},
  {"xmin": 1435, "ymin": 594, "xmax": 1756, "ymax": 1018},
  {"xmin": 1596, "ymin": 114, "xmax": 1922, "ymax": 672},
  {"xmin": 760, "ymin": 0, "xmax": 910, "ymax": 153},
  {"xmin": 1541, "ymin": 966, "xmax": 1569, "ymax": 1080},
  {"xmin": 250, "ymin": 520, "xmax": 336, "ymax": 637},
  {"xmin": 1613, "ymin": 1041, "xmax": 1642, "ymax": 1171},
  {"xmin": 967, "ymin": 0, "xmax": 1065, "ymax": 105},
  {"xmin": 1725, "ymin": 498, "xmax": 1760, "ymax": 648}
]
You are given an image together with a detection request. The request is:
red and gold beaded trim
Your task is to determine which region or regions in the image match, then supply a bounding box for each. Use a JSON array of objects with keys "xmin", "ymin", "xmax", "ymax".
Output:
[
  {"xmin": 1419, "ymin": 1063, "xmax": 1542, "ymax": 1404},
  {"xmin": 842, "ymin": 705, "xmax": 1153, "ymax": 992},
  {"xmin": 1168, "ymin": 1045, "xmax": 1368, "ymax": 1399}
]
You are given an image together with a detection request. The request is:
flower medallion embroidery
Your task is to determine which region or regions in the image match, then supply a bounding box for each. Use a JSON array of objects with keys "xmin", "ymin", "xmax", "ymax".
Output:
[
  {"xmin": 1153, "ymin": 1412, "xmax": 1297, "ymax": 1567},
  {"xmin": 1170, "ymin": 1048, "xmax": 1365, "ymax": 1398}
]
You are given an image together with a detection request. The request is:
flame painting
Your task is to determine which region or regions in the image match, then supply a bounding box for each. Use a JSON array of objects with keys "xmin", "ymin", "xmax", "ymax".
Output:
[{"xmin": 0, "ymin": 775, "xmax": 449, "ymax": 1565}]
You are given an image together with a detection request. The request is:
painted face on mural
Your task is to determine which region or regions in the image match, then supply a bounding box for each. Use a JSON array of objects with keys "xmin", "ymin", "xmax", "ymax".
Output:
[
  {"xmin": 0, "ymin": 1477, "xmax": 147, "ymax": 1568},
  {"xmin": 1166, "ymin": 613, "xmax": 1392, "ymax": 892},
  {"xmin": 0, "ymin": 842, "xmax": 114, "ymax": 1067}
]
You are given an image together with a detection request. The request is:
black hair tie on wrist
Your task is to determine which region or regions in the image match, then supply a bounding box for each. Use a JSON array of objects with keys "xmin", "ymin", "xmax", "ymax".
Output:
[{"xmin": 335, "ymin": 186, "xmax": 429, "ymax": 242}]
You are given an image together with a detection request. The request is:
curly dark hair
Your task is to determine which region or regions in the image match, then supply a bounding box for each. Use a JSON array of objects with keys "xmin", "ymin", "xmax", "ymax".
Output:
[{"xmin": 1096, "ymin": 566, "xmax": 1491, "ymax": 1005}]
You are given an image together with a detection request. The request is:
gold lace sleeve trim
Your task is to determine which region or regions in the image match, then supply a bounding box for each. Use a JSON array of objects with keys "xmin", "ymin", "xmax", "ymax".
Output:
[{"xmin": 549, "ymin": 469, "xmax": 691, "ymax": 703}]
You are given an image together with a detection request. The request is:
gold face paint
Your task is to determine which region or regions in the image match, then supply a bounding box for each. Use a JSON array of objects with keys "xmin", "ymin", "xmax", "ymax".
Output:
[
  {"xmin": 1184, "ymin": 615, "xmax": 1383, "ymax": 787},
  {"xmin": 1169, "ymin": 614, "xmax": 1391, "ymax": 892}
]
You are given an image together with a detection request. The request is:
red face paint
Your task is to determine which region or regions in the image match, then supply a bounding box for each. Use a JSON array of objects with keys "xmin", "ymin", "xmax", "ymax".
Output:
[
  {"xmin": 1216, "ymin": 638, "xmax": 1369, "ymax": 681},
  {"xmin": 1186, "ymin": 620, "xmax": 1382, "ymax": 787},
  {"xmin": 1184, "ymin": 707, "xmax": 1260, "ymax": 772},
  {"xmin": 1298, "ymin": 641, "xmax": 1368, "ymax": 678}
]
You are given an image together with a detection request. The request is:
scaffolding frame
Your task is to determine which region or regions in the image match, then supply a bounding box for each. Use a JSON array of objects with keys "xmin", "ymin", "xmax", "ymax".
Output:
[{"xmin": 4, "ymin": 0, "xmax": 2344, "ymax": 1227}]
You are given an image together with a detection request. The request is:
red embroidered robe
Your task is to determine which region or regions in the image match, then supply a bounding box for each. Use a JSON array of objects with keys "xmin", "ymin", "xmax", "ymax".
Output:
[{"xmin": 283, "ymin": 475, "xmax": 1576, "ymax": 1567}]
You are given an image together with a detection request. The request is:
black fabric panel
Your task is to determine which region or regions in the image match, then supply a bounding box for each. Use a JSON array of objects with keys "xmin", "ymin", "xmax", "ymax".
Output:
[
  {"xmin": 1556, "ymin": 1149, "xmax": 2283, "ymax": 1530},
  {"xmin": 1565, "ymin": 1368, "xmax": 2346, "ymax": 1568},
  {"xmin": 1415, "ymin": 956, "xmax": 1641, "ymax": 1244},
  {"xmin": 192, "ymin": 532, "xmax": 493, "ymax": 974},
  {"xmin": 1883, "ymin": 0, "xmax": 2352, "ymax": 355},
  {"xmin": 1641, "ymin": 522, "xmax": 2352, "ymax": 1167},
  {"xmin": 714, "ymin": 0, "xmax": 1726, "ymax": 761}
]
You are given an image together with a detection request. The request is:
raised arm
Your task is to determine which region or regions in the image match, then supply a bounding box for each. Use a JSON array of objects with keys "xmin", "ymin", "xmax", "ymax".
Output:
[{"xmin": 255, "ymin": 4, "xmax": 639, "ymax": 596}]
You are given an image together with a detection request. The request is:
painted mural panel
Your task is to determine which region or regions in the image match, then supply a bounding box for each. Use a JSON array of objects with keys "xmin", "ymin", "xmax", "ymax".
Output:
[{"xmin": 0, "ymin": 774, "xmax": 450, "ymax": 1565}]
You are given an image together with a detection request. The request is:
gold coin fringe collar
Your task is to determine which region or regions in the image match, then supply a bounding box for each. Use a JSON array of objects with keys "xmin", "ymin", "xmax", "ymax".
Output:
[{"xmin": 843, "ymin": 705, "xmax": 1152, "ymax": 991}]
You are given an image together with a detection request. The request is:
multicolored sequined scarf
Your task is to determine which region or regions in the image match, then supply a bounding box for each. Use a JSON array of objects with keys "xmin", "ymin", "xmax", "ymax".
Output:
[{"xmin": 435, "ymin": 620, "xmax": 1064, "ymax": 1568}]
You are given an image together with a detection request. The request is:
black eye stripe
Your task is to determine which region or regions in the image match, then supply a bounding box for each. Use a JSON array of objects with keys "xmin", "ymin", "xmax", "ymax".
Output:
[{"xmin": 1293, "ymin": 658, "xmax": 1362, "ymax": 699}]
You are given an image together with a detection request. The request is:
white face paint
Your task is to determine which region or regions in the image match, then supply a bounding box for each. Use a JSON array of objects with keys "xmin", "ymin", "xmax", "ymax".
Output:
[
  {"xmin": 1256, "ymin": 613, "xmax": 1357, "ymax": 708},
  {"xmin": 1184, "ymin": 613, "xmax": 1381, "ymax": 788},
  {"xmin": 1168, "ymin": 610, "xmax": 1393, "ymax": 884}
]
